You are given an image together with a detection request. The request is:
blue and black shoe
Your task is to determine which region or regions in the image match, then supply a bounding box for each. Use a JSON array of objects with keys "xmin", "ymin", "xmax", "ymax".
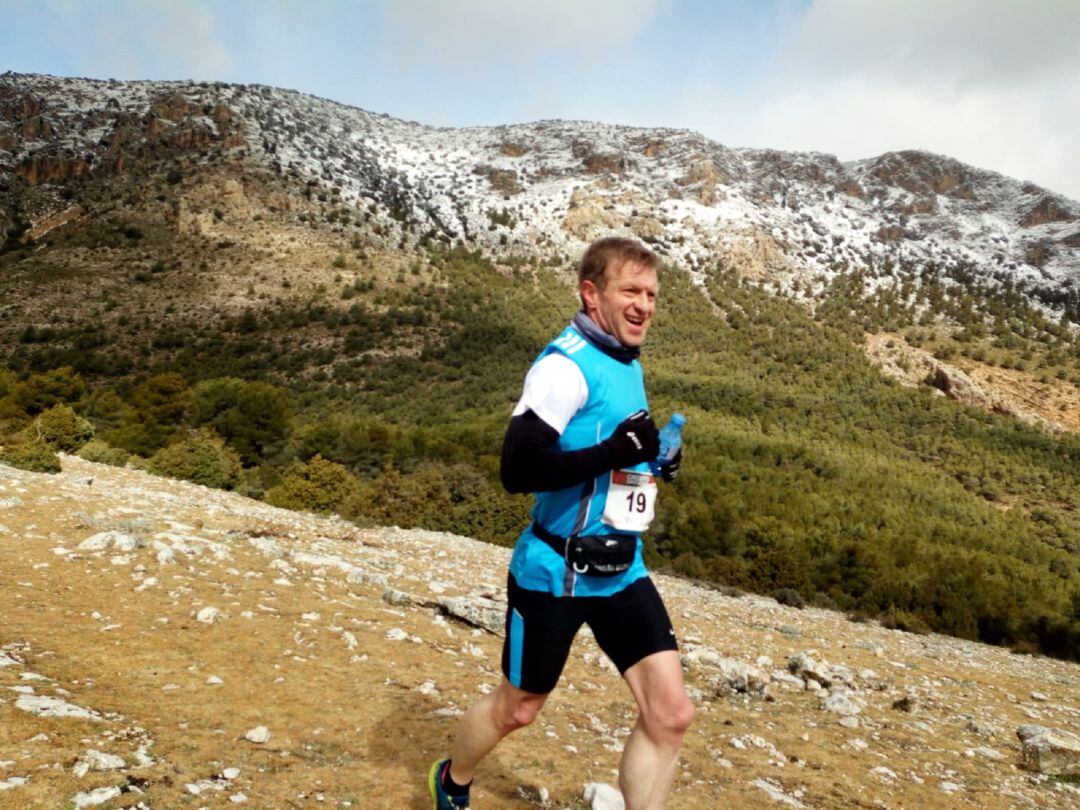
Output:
[{"xmin": 428, "ymin": 758, "xmax": 470, "ymax": 809}]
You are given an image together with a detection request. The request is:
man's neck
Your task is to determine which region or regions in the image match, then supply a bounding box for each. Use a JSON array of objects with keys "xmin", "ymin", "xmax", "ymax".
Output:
[{"xmin": 573, "ymin": 312, "xmax": 640, "ymax": 363}]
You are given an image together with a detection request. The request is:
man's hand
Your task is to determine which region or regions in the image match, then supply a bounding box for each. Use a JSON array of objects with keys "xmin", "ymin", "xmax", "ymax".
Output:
[
  {"xmin": 601, "ymin": 410, "xmax": 660, "ymax": 468},
  {"xmin": 657, "ymin": 447, "xmax": 682, "ymax": 482}
]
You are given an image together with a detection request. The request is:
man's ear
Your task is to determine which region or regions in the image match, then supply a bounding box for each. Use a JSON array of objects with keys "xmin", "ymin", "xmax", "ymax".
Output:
[{"xmin": 580, "ymin": 279, "xmax": 599, "ymax": 312}]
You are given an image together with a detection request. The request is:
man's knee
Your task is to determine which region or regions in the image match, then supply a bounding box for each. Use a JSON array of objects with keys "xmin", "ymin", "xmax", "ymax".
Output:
[
  {"xmin": 643, "ymin": 692, "xmax": 694, "ymax": 742},
  {"xmin": 670, "ymin": 694, "xmax": 695, "ymax": 735},
  {"xmin": 508, "ymin": 699, "xmax": 543, "ymax": 730},
  {"xmin": 495, "ymin": 687, "xmax": 546, "ymax": 733}
]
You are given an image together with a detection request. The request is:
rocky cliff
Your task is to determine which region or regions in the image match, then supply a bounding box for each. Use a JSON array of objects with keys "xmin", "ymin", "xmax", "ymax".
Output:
[{"xmin": 2, "ymin": 72, "xmax": 1079, "ymax": 311}]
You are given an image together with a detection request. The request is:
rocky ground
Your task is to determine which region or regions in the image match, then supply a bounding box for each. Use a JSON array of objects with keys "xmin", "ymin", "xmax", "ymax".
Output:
[
  {"xmin": 1, "ymin": 457, "xmax": 1079, "ymax": 809},
  {"xmin": 864, "ymin": 333, "xmax": 1080, "ymax": 434}
]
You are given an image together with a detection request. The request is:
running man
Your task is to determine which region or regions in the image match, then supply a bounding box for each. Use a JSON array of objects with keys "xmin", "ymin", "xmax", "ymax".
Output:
[{"xmin": 430, "ymin": 236, "xmax": 693, "ymax": 809}]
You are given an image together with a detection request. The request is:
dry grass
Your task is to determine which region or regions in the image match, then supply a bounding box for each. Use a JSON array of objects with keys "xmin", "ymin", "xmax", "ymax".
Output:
[{"xmin": 2, "ymin": 457, "xmax": 1079, "ymax": 808}]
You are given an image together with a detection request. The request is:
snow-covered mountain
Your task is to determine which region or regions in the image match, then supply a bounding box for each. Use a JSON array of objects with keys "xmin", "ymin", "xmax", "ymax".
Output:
[{"xmin": 3, "ymin": 72, "xmax": 1079, "ymax": 306}]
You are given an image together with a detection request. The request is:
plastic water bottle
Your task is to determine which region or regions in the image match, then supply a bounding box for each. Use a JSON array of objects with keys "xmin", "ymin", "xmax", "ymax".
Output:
[{"xmin": 651, "ymin": 413, "xmax": 686, "ymax": 475}]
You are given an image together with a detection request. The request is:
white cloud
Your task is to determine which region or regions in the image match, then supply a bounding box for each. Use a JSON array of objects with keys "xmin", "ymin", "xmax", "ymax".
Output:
[
  {"xmin": 784, "ymin": 0, "xmax": 1080, "ymax": 86},
  {"xmin": 46, "ymin": 0, "xmax": 232, "ymax": 81},
  {"xmin": 378, "ymin": 0, "xmax": 665, "ymax": 68},
  {"xmin": 725, "ymin": 0, "xmax": 1080, "ymax": 199}
]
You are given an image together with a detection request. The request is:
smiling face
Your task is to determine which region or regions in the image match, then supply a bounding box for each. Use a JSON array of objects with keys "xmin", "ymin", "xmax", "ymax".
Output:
[{"xmin": 581, "ymin": 259, "xmax": 659, "ymax": 348}]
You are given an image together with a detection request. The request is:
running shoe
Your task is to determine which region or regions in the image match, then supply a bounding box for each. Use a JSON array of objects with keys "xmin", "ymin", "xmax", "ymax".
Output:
[{"xmin": 428, "ymin": 758, "xmax": 470, "ymax": 809}]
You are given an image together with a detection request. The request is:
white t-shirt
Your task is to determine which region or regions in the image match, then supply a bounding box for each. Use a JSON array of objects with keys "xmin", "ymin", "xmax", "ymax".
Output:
[{"xmin": 511, "ymin": 353, "xmax": 588, "ymax": 435}]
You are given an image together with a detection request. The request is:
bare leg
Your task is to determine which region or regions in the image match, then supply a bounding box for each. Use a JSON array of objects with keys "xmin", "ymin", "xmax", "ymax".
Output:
[
  {"xmin": 618, "ymin": 651, "xmax": 695, "ymax": 810},
  {"xmin": 447, "ymin": 677, "xmax": 549, "ymax": 785}
]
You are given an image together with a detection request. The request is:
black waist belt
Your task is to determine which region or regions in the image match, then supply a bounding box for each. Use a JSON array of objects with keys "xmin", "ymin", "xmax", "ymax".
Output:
[{"xmin": 530, "ymin": 522, "xmax": 637, "ymax": 577}]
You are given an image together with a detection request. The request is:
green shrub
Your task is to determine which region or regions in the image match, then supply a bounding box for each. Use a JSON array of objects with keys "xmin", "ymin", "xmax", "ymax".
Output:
[
  {"xmin": 33, "ymin": 404, "xmax": 94, "ymax": 451},
  {"xmin": 82, "ymin": 390, "xmax": 131, "ymax": 433},
  {"xmin": 880, "ymin": 610, "xmax": 931, "ymax": 635},
  {"xmin": 147, "ymin": 429, "xmax": 242, "ymax": 489},
  {"xmin": 0, "ymin": 368, "xmax": 15, "ymax": 399},
  {"xmin": 4, "ymin": 366, "xmax": 86, "ymax": 416},
  {"xmin": 773, "ymin": 587, "xmax": 806, "ymax": 609},
  {"xmin": 264, "ymin": 454, "xmax": 360, "ymax": 514},
  {"xmin": 76, "ymin": 439, "xmax": 131, "ymax": 467},
  {"xmin": 105, "ymin": 373, "xmax": 193, "ymax": 456},
  {"xmin": 192, "ymin": 377, "xmax": 290, "ymax": 464},
  {"xmin": 0, "ymin": 437, "xmax": 61, "ymax": 473},
  {"xmin": 669, "ymin": 552, "xmax": 706, "ymax": 579}
]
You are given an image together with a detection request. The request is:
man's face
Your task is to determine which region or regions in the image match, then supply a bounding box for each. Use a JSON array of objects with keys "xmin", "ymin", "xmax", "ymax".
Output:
[{"xmin": 581, "ymin": 260, "xmax": 658, "ymax": 347}]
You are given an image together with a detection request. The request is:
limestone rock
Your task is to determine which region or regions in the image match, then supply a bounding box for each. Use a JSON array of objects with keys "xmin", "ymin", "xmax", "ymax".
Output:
[
  {"xmin": 929, "ymin": 365, "xmax": 995, "ymax": 410},
  {"xmin": 964, "ymin": 746, "xmax": 1004, "ymax": 761},
  {"xmin": 583, "ymin": 781, "xmax": 624, "ymax": 810},
  {"xmin": 381, "ymin": 588, "xmax": 414, "ymax": 607},
  {"xmin": 15, "ymin": 152, "xmax": 90, "ymax": 185},
  {"xmin": 73, "ymin": 749, "xmax": 125, "ymax": 778},
  {"xmin": 72, "ymin": 786, "xmax": 123, "ymax": 807},
  {"xmin": 15, "ymin": 694, "xmax": 99, "ymax": 720},
  {"xmin": 674, "ymin": 157, "xmax": 721, "ymax": 204},
  {"xmin": 472, "ymin": 164, "xmax": 522, "ymax": 196},
  {"xmin": 751, "ymin": 777, "xmax": 806, "ymax": 808},
  {"xmin": 562, "ymin": 188, "xmax": 622, "ymax": 240},
  {"xmin": 963, "ymin": 717, "xmax": 1002, "ymax": 737},
  {"xmin": 346, "ymin": 569, "xmax": 389, "ymax": 588},
  {"xmin": 436, "ymin": 596, "xmax": 504, "ymax": 635},
  {"xmin": 820, "ymin": 689, "xmax": 863, "ymax": 716},
  {"xmin": 864, "ymin": 335, "xmax": 1060, "ymax": 432},
  {"xmin": 499, "ymin": 141, "xmax": 528, "ymax": 157},
  {"xmin": 244, "ymin": 726, "xmax": 270, "ymax": 744},
  {"xmin": 788, "ymin": 650, "xmax": 854, "ymax": 689},
  {"xmin": 682, "ymin": 647, "xmax": 771, "ymax": 697},
  {"xmin": 1020, "ymin": 197, "xmax": 1075, "ymax": 228},
  {"xmin": 78, "ymin": 531, "xmax": 139, "ymax": 552},
  {"xmin": 1017, "ymin": 724, "xmax": 1080, "ymax": 776},
  {"xmin": 196, "ymin": 606, "xmax": 223, "ymax": 624}
]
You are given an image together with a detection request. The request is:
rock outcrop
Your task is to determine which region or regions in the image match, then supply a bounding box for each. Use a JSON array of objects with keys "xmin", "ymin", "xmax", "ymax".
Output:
[
  {"xmin": 1018, "ymin": 725, "xmax": 1080, "ymax": 776},
  {"xmin": 864, "ymin": 334, "xmax": 1067, "ymax": 432}
]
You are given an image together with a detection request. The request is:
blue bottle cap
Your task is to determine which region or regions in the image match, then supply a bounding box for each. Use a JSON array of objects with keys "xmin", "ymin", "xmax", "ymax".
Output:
[{"xmin": 671, "ymin": 413, "xmax": 686, "ymax": 426}]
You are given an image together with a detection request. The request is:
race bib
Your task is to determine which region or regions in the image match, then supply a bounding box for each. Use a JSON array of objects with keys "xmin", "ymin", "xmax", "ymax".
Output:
[{"xmin": 602, "ymin": 469, "xmax": 658, "ymax": 533}]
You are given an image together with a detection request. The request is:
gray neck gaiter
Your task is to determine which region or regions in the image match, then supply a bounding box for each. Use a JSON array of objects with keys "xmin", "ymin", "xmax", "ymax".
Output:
[{"xmin": 572, "ymin": 311, "xmax": 640, "ymax": 363}]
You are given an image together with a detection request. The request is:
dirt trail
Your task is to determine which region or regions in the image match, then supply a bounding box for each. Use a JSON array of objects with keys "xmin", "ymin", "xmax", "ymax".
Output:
[{"xmin": 1, "ymin": 457, "xmax": 1079, "ymax": 808}]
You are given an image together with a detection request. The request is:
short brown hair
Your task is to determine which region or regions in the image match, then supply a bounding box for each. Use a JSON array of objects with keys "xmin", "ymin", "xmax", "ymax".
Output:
[{"xmin": 578, "ymin": 236, "xmax": 659, "ymax": 306}]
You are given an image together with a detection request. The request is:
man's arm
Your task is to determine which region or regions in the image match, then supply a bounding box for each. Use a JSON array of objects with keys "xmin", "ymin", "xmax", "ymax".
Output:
[{"xmin": 500, "ymin": 409, "xmax": 659, "ymax": 494}]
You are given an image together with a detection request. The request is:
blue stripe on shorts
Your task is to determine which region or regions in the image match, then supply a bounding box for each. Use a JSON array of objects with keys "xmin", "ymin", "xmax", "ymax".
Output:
[{"xmin": 509, "ymin": 608, "xmax": 524, "ymax": 687}]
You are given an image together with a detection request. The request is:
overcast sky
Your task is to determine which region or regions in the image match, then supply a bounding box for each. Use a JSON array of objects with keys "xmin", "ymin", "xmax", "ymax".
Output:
[{"xmin": 3, "ymin": 0, "xmax": 1078, "ymax": 199}]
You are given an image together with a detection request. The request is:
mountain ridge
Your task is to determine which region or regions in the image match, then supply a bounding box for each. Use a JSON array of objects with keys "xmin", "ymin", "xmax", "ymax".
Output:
[{"xmin": 3, "ymin": 71, "xmax": 1078, "ymax": 314}]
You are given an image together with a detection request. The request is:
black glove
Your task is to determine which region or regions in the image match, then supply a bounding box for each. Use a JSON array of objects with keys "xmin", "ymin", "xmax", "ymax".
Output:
[
  {"xmin": 600, "ymin": 410, "xmax": 660, "ymax": 469},
  {"xmin": 657, "ymin": 446, "xmax": 682, "ymax": 482}
]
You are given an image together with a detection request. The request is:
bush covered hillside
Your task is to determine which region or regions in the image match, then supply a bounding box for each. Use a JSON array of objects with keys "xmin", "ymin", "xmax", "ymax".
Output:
[
  {"xmin": 2, "ymin": 239, "xmax": 1079, "ymax": 660},
  {"xmin": 3, "ymin": 73, "xmax": 1079, "ymax": 662}
]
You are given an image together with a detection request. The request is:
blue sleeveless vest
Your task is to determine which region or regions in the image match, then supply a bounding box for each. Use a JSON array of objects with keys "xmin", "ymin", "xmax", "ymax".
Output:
[{"xmin": 508, "ymin": 322, "xmax": 652, "ymax": 597}]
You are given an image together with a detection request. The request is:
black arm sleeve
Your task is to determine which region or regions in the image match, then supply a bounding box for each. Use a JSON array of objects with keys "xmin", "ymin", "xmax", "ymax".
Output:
[{"xmin": 500, "ymin": 410, "xmax": 613, "ymax": 494}]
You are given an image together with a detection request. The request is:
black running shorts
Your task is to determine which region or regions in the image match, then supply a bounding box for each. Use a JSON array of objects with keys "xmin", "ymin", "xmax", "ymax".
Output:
[{"xmin": 500, "ymin": 573, "xmax": 679, "ymax": 695}]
